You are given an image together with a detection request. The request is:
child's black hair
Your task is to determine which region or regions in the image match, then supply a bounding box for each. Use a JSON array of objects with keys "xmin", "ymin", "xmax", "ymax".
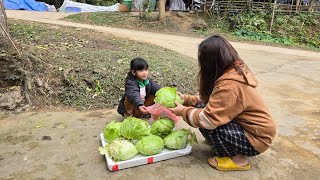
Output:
[{"xmin": 130, "ymin": 58, "xmax": 149, "ymax": 71}]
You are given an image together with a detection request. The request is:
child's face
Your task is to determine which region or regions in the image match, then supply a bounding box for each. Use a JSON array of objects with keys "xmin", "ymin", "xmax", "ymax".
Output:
[{"xmin": 133, "ymin": 68, "xmax": 149, "ymax": 81}]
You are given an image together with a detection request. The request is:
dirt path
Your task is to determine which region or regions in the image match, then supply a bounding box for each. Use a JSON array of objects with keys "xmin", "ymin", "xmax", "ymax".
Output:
[
  {"xmin": 1, "ymin": 10, "xmax": 320, "ymax": 179},
  {"xmin": 5, "ymin": 10, "xmax": 320, "ymax": 60}
]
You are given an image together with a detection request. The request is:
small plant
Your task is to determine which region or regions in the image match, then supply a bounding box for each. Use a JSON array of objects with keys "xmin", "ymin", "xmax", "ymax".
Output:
[
  {"xmin": 140, "ymin": 0, "xmax": 152, "ymax": 20},
  {"xmin": 95, "ymin": 80, "xmax": 103, "ymax": 94}
]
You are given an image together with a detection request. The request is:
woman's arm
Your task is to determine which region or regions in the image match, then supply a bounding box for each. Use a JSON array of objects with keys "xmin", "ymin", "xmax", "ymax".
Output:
[{"xmin": 177, "ymin": 87, "xmax": 243, "ymax": 129}]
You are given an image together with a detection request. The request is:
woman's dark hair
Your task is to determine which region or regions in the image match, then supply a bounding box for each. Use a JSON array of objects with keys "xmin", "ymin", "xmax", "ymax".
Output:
[
  {"xmin": 198, "ymin": 35, "xmax": 247, "ymax": 104},
  {"xmin": 130, "ymin": 58, "xmax": 149, "ymax": 71}
]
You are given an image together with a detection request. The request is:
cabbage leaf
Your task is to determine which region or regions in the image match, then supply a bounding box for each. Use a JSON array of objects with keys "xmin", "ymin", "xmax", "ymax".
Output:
[
  {"xmin": 120, "ymin": 117, "xmax": 150, "ymax": 140},
  {"xmin": 154, "ymin": 87, "xmax": 183, "ymax": 108},
  {"xmin": 103, "ymin": 120, "xmax": 122, "ymax": 142},
  {"xmin": 135, "ymin": 135, "xmax": 164, "ymax": 155}
]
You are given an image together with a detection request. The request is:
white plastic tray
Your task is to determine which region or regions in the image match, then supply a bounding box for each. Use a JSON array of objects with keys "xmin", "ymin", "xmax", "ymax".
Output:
[{"xmin": 100, "ymin": 133, "xmax": 192, "ymax": 171}]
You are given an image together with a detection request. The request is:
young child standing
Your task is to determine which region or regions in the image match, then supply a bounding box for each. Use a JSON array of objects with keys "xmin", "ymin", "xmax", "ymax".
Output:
[
  {"xmin": 117, "ymin": 58, "xmax": 161, "ymax": 118},
  {"xmin": 169, "ymin": 35, "xmax": 276, "ymax": 171}
]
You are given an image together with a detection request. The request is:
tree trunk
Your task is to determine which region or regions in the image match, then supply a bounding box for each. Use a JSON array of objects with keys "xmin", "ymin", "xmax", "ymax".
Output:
[
  {"xmin": 0, "ymin": 0, "xmax": 7, "ymax": 31},
  {"xmin": 159, "ymin": 0, "xmax": 167, "ymax": 22},
  {"xmin": 0, "ymin": 0, "xmax": 20, "ymax": 56}
]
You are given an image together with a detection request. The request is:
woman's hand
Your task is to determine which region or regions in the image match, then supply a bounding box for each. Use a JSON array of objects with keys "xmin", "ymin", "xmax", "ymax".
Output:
[
  {"xmin": 139, "ymin": 106, "xmax": 149, "ymax": 114},
  {"xmin": 177, "ymin": 92, "xmax": 185, "ymax": 102},
  {"xmin": 168, "ymin": 101, "xmax": 185, "ymax": 116}
]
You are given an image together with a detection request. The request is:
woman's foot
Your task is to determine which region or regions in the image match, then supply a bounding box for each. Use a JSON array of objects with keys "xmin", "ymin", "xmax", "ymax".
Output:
[
  {"xmin": 208, "ymin": 155, "xmax": 249, "ymax": 167},
  {"xmin": 231, "ymin": 155, "xmax": 249, "ymax": 167}
]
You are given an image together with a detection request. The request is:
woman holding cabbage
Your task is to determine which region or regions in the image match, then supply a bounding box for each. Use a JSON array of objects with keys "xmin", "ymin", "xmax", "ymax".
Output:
[{"xmin": 169, "ymin": 35, "xmax": 276, "ymax": 171}]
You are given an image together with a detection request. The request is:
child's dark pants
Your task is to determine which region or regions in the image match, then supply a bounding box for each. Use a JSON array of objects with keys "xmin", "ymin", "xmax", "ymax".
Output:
[{"xmin": 124, "ymin": 95, "xmax": 155, "ymax": 118}]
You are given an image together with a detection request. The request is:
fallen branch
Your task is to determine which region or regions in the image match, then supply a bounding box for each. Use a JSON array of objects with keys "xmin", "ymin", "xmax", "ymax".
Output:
[
  {"xmin": 17, "ymin": 67, "xmax": 33, "ymax": 106},
  {"xmin": 24, "ymin": 91, "xmax": 32, "ymax": 107},
  {"xmin": 17, "ymin": 68, "xmax": 32, "ymax": 91}
]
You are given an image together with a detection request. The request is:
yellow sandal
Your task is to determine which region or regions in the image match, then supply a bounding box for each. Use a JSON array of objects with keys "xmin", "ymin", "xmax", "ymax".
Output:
[{"xmin": 208, "ymin": 157, "xmax": 250, "ymax": 171}]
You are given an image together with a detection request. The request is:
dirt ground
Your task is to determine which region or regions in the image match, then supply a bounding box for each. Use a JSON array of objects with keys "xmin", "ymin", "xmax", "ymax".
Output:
[{"xmin": 1, "ymin": 10, "xmax": 320, "ymax": 179}]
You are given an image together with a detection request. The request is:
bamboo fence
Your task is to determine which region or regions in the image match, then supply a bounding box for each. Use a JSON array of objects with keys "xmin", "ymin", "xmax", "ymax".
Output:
[{"xmin": 203, "ymin": 0, "xmax": 320, "ymax": 16}]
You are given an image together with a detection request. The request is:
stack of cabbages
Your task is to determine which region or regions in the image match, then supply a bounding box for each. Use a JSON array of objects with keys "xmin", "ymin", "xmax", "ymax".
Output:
[{"xmin": 99, "ymin": 117, "xmax": 198, "ymax": 162}]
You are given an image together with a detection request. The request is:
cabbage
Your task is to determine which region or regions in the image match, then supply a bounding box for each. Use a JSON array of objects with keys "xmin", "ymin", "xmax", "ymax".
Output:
[
  {"xmin": 175, "ymin": 94, "xmax": 183, "ymax": 104},
  {"xmin": 120, "ymin": 117, "xmax": 150, "ymax": 140},
  {"xmin": 99, "ymin": 139, "xmax": 138, "ymax": 161},
  {"xmin": 103, "ymin": 120, "xmax": 122, "ymax": 142},
  {"xmin": 135, "ymin": 135, "xmax": 164, "ymax": 155},
  {"xmin": 163, "ymin": 129, "xmax": 198, "ymax": 150},
  {"xmin": 154, "ymin": 87, "xmax": 183, "ymax": 108},
  {"xmin": 150, "ymin": 118, "xmax": 175, "ymax": 138}
]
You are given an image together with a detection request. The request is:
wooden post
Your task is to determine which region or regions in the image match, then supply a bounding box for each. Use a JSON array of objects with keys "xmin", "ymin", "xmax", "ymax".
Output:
[
  {"xmin": 196, "ymin": 9, "xmax": 199, "ymax": 20},
  {"xmin": 269, "ymin": 0, "xmax": 277, "ymax": 34},
  {"xmin": 309, "ymin": 0, "xmax": 315, "ymax": 12},
  {"xmin": 224, "ymin": 0, "xmax": 230, "ymax": 18},
  {"xmin": 296, "ymin": 0, "xmax": 300, "ymax": 13}
]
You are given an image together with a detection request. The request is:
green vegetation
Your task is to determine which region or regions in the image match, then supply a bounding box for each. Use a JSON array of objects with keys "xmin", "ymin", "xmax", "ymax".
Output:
[
  {"xmin": 65, "ymin": 12, "xmax": 179, "ymax": 33},
  {"xmin": 66, "ymin": 11, "xmax": 320, "ymax": 50},
  {"xmin": 230, "ymin": 11, "xmax": 320, "ymax": 49},
  {"xmin": 66, "ymin": 12, "xmax": 132, "ymax": 26},
  {"xmin": 198, "ymin": 11, "xmax": 320, "ymax": 49}
]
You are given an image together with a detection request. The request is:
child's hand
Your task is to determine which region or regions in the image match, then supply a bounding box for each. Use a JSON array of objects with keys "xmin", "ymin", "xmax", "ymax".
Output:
[
  {"xmin": 139, "ymin": 106, "xmax": 149, "ymax": 114},
  {"xmin": 168, "ymin": 101, "xmax": 185, "ymax": 116}
]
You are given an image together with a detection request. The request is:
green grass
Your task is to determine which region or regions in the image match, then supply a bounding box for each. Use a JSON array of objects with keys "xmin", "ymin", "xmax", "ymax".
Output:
[
  {"xmin": 65, "ymin": 12, "xmax": 185, "ymax": 34},
  {"xmin": 65, "ymin": 12, "xmax": 132, "ymax": 26}
]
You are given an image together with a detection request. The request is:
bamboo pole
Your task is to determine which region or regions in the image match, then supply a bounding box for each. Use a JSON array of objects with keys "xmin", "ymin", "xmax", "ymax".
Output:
[
  {"xmin": 269, "ymin": 0, "xmax": 277, "ymax": 34},
  {"xmin": 309, "ymin": 0, "xmax": 315, "ymax": 12},
  {"xmin": 296, "ymin": 0, "xmax": 300, "ymax": 13}
]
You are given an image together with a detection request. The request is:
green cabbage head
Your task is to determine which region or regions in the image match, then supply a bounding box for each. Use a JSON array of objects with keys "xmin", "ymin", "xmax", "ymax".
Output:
[
  {"xmin": 135, "ymin": 135, "xmax": 164, "ymax": 155},
  {"xmin": 99, "ymin": 139, "xmax": 138, "ymax": 162},
  {"xmin": 154, "ymin": 87, "xmax": 183, "ymax": 108},
  {"xmin": 120, "ymin": 117, "xmax": 150, "ymax": 140},
  {"xmin": 150, "ymin": 118, "xmax": 175, "ymax": 138},
  {"xmin": 163, "ymin": 129, "xmax": 198, "ymax": 150},
  {"xmin": 103, "ymin": 120, "xmax": 122, "ymax": 142}
]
